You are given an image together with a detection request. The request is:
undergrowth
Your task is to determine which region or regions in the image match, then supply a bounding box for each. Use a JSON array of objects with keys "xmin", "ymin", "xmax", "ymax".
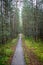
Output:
[
  {"xmin": 25, "ymin": 37, "xmax": 43, "ymax": 63},
  {"xmin": 0, "ymin": 38, "xmax": 17, "ymax": 65}
]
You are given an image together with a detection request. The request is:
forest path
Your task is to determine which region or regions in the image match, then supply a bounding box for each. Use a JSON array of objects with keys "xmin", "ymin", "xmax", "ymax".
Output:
[{"xmin": 11, "ymin": 34, "xmax": 25, "ymax": 65}]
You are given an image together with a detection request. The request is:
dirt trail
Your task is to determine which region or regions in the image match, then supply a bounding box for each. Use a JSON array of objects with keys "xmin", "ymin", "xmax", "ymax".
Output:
[{"xmin": 11, "ymin": 34, "xmax": 25, "ymax": 65}]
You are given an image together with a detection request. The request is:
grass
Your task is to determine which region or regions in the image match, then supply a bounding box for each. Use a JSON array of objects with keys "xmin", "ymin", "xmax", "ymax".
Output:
[
  {"xmin": 0, "ymin": 38, "xmax": 17, "ymax": 65},
  {"xmin": 24, "ymin": 53, "xmax": 30, "ymax": 65},
  {"xmin": 25, "ymin": 37, "xmax": 43, "ymax": 62}
]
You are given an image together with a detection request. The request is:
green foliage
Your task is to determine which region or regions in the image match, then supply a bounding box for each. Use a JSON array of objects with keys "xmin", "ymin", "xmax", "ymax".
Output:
[
  {"xmin": 25, "ymin": 38, "xmax": 43, "ymax": 62},
  {"xmin": 24, "ymin": 53, "xmax": 30, "ymax": 65},
  {"xmin": 22, "ymin": 0, "xmax": 34, "ymax": 37},
  {"xmin": 0, "ymin": 0, "xmax": 19, "ymax": 43},
  {"xmin": 22, "ymin": 0, "xmax": 43, "ymax": 40},
  {"xmin": 0, "ymin": 38, "xmax": 17, "ymax": 65}
]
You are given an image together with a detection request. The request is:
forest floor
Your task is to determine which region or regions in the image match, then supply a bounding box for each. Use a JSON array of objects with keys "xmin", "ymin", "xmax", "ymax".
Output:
[
  {"xmin": 0, "ymin": 35, "xmax": 43, "ymax": 65},
  {"xmin": 0, "ymin": 38, "xmax": 18, "ymax": 65},
  {"xmin": 22, "ymin": 38, "xmax": 43, "ymax": 65}
]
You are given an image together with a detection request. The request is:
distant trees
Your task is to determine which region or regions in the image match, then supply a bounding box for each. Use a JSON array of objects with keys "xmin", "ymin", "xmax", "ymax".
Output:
[
  {"xmin": 22, "ymin": 0, "xmax": 34, "ymax": 37},
  {"xmin": 33, "ymin": 0, "xmax": 43, "ymax": 40},
  {"xmin": 22, "ymin": 0, "xmax": 43, "ymax": 41},
  {"xmin": 0, "ymin": 0, "xmax": 19, "ymax": 44},
  {"xmin": 0, "ymin": 0, "xmax": 43, "ymax": 43}
]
